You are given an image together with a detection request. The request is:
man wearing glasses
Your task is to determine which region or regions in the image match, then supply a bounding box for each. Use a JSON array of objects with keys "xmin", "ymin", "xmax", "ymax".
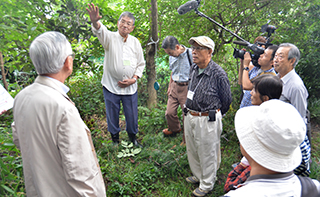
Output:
[
  {"xmin": 87, "ymin": 3, "xmax": 145, "ymax": 147},
  {"xmin": 184, "ymin": 36, "xmax": 232, "ymax": 196},
  {"xmin": 12, "ymin": 31, "xmax": 106, "ymax": 196}
]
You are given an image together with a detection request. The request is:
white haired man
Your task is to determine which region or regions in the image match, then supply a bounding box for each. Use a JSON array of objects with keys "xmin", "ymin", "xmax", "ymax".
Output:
[
  {"xmin": 274, "ymin": 43, "xmax": 311, "ymax": 177},
  {"xmin": 12, "ymin": 31, "xmax": 106, "ymax": 196}
]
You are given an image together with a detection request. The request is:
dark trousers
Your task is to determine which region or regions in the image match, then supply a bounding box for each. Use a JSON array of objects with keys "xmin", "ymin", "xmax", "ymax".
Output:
[{"xmin": 103, "ymin": 86, "xmax": 138, "ymax": 135}]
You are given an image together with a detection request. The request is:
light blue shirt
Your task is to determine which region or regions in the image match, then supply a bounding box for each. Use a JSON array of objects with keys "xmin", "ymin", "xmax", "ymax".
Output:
[
  {"xmin": 169, "ymin": 46, "xmax": 192, "ymax": 82},
  {"xmin": 240, "ymin": 67, "xmax": 276, "ymax": 108}
]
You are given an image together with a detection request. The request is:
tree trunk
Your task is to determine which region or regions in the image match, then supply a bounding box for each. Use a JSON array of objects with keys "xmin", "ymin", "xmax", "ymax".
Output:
[
  {"xmin": 146, "ymin": 0, "xmax": 158, "ymax": 109},
  {"xmin": 0, "ymin": 52, "xmax": 8, "ymax": 91}
]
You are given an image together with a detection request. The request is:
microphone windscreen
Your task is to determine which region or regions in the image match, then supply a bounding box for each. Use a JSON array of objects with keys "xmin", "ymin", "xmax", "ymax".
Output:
[{"xmin": 177, "ymin": 0, "xmax": 199, "ymax": 15}]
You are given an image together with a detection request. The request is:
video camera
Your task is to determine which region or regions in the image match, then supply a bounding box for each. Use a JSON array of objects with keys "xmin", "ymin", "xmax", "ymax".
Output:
[
  {"xmin": 177, "ymin": 1, "xmax": 276, "ymax": 68},
  {"xmin": 233, "ymin": 24, "xmax": 277, "ymax": 67}
]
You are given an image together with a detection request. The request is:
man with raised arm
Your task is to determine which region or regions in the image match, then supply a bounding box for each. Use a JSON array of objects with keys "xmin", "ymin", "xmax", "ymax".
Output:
[{"xmin": 86, "ymin": 3, "xmax": 145, "ymax": 147}]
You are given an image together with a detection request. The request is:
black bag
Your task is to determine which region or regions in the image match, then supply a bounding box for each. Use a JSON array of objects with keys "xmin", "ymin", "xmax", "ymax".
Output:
[{"xmin": 297, "ymin": 175, "xmax": 319, "ymax": 197}]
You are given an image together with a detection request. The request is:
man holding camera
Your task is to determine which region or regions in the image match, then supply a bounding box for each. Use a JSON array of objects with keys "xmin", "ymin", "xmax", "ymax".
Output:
[
  {"xmin": 184, "ymin": 36, "xmax": 232, "ymax": 197},
  {"xmin": 239, "ymin": 45, "xmax": 278, "ymax": 108},
  {"xmin": 274, "ymin": 43, "xmax": 311, "ymax": 177}
]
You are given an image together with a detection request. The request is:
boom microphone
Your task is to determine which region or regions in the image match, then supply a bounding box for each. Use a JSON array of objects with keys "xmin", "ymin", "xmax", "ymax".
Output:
[
  {"xmin": 233, "ymin": 40, "xmax": 250, "ymax": 46},
  {"xmin": 177, "ymin": 0, "xmax": 199, "ymax": 15}
]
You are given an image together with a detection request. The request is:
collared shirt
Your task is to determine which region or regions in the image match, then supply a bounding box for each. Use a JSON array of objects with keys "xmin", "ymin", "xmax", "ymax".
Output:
[
  {"xmin": 169, "ymin": 46, "xmax": 192, "ymax": 82},
  {"xmin": 44, "ymin": 76, "xmax": 70, "ymax": 93},
  {"xmin": 224, "ymin": 172, "xmax": 320, "ymax": 197},
  {"xmin": 240, "ymin": 67, "xmax": 276, "ymax": 108},
  {"xmin": 279, "ymin": 69, "xmax": 308, "ymax": 123},
  {"xmin": 92, "ymin": 21, "xmax": 146, "ymax": 95},
  {"xmin": 279, "ymin": 69, "xmax": 311, "ymax": 176},
  {"xmin": 185, "ymin": 60, "xmax": 232, "ymax": 114}
]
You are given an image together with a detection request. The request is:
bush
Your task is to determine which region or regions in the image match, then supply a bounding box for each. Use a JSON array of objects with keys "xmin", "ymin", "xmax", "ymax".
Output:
[{"xmin": 67, "ymin": 71, "xmax": 106, "ymax": 117}]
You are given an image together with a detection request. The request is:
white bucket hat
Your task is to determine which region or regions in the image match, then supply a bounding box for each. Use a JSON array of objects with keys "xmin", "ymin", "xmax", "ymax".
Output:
[
  {"xmin": 235, "ymin": 99, "xmax": 306, "ymax": 172},
  {"xmin": 188, "ymin": 36, "xmax": 215, "ymax": 52}
]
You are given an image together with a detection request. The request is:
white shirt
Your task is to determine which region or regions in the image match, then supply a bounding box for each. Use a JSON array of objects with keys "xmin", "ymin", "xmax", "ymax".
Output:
[
  {"xmin": 279, "ymin": 69, "xmax": 308, "ymax": 123},
  {"xmin": 92, "ymin": 21, "xmax": 145, "ymax": 95},
  {"xmin": 225, "ymin": 172, "xmax": 320, "ymax": 197}
]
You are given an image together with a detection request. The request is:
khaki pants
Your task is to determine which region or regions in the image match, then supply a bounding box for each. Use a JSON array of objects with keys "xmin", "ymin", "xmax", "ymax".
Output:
[
  {"xmin": 184, "ymin": 111, "xmax": 222, "ymax": 191},
  {"xmin": 165, "ymin": 82, "xmax": 188, "ymax": 132}
]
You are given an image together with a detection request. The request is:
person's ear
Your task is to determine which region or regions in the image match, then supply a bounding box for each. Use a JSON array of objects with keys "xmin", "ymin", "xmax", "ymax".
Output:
[
  {"xmin": 208, "ymin": 48, "xmax": 213, "ymax": 55},
  {"xmin": 130, "ymin": 25, "xmax": 135, "ymax": 32},
  {"xmin": 262, "ymin": 95, "xmax": 270, "ymax": 102},
  {"xmin": 63, "ymin": 56, "xmax": 73, "ymax": 73},
  {"xmin": 289, "ymin": 58, "xmax": 296, "ymax": 67}
]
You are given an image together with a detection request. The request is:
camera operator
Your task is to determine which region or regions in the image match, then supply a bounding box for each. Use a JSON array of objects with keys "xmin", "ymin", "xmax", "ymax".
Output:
[
  {"xmin": 238, "ymin": 36, "xmax": 266, "ymax": 88},
  {"xmin": 239, "ymin": 44, "xmax": 278, "ymax": 108}
]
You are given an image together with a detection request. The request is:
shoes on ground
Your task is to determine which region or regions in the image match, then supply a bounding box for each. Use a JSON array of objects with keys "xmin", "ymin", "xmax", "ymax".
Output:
[
  {"xmin": 129, "ymin": 134, "xmax": 143, "ymax": 148},
  {"xmin": 162, "ymin": 128, "xmax": 181, "ymax": 137},
  {"xmin": 186, "ymin": 176, "xmax": 199, "ymax": 184},
  {"xmin": 111, "ymin": 133, "xmax": 119, "ymax": 144},
  {"xmin": 192, "ymin": 187, "xmax": 212, "ymax": 197}
]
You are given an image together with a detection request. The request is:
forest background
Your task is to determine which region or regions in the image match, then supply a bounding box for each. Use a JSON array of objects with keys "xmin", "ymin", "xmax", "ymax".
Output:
[{"xmin": 1, "ymin": 0, "xmax": 320, "ymax": 196}]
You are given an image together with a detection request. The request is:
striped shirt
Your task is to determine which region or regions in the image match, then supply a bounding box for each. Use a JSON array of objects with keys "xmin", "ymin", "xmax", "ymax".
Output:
[{"xmin": 186, "ymin": 60, "xmax": 232, "ymax": 115}]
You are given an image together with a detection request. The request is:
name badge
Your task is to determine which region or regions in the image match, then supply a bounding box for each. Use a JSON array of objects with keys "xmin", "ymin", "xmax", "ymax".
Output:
[
  {"xmin": 187, "ymin": 90, "xmax": 194, "ymax": 100},
  {"xmin": 123, "ymin": 60, "xmax": 131, "ymax": 66}
]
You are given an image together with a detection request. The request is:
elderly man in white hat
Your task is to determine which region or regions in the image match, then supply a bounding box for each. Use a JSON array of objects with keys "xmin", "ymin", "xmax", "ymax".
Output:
[
  {"xmin": 224, "ymin": 99, "xmax": 320, "ymax": 197},
  {"xmin": 183, "ymin": 36, "xmax": 232, "ymax": 196}
]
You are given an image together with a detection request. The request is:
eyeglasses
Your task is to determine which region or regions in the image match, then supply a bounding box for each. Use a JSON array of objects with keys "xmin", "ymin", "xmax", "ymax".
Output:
[
  {"xmin": 120, "ymin": 19, "xmax": 133, "ymax": 26},
  {"xmin": 69, "ymin": 52, "xmax": 75, "ymax": 60},
  {"xmin": 191, "ymin": 46, "xmax": 209, "ymax": 51}
]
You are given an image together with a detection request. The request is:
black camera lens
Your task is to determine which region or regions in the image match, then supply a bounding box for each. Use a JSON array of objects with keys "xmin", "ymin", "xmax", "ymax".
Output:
[{"xmin": 233, "ymin": 48, "xmax": 246, "ymax": 59}]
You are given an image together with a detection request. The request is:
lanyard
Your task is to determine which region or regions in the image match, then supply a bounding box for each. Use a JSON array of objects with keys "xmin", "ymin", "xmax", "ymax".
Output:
[{"xmin": 189, "ymin": 69, "xmax": 204, "ymax": 93}]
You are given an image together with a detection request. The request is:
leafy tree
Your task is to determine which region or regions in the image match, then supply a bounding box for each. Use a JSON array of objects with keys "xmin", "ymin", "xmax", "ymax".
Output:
[
  {"xmin": 280, "ymin": 2, "xmax": 320, "ymax": 99},
  {"xmin": 0, "ymin": 0, "xmax": 49, "ymax": 87}
]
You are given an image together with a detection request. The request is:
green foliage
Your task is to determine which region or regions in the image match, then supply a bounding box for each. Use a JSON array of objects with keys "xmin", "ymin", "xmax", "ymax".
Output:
[
  {"xmin": 0, "ymin": 113, "xmax": 25, "ymax": 196},
  {"xmin": 2, "ymin": 0, "xmax": 320, "ymax": 196},
  {"xmin": 117, "ymin": 141, "xmax": 141, "ymax": 158},
  {"xmin": 67, "ymin": 70, "xmax": 105, "ymax": 117},
  {"xmin": 138, "ymin": 59, "xmax": 172, "ymax": 106},
  {"xmin": 308, "ymin": 98, "xmax": 320, "ymax": 124}
]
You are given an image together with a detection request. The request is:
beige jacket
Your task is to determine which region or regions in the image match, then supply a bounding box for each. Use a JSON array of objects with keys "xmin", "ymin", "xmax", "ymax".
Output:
[{"xmin": 12, "ymin": 76, "xmax": 106, "ymax": 197}]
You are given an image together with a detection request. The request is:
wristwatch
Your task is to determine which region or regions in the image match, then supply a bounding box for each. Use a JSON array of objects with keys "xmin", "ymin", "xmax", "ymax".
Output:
[{"xmin": 243, "ymin": 67, "xmax": 249, "ymax": 71}]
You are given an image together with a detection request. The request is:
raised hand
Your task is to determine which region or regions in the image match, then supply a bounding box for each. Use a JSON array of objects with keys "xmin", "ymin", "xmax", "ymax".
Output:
[{"xmin": 86, "ymin": 3, "xmax": 102, "ymax": 29}]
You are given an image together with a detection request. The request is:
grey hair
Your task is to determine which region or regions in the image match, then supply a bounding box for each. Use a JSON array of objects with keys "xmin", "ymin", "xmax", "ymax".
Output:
[
  {"xmin": 29, "ymin": 31, "xmax": 72, "ymax": 75},
  {"xmin": 162, "ymin": 36, "xmax": 180, "ymax": 50},
  {"xmin": 118, "ymin": 11, "xmax": 135, "ymax": 25},
  {"xmin": 279, "ymin": 43, "xmax": 300, "ymax": 68}
]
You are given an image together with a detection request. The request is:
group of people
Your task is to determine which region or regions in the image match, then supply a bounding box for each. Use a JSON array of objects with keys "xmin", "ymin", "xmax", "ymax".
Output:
[{"xmin": 9, "ymin": 2, "xmax": 320, "ymax": 197}]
